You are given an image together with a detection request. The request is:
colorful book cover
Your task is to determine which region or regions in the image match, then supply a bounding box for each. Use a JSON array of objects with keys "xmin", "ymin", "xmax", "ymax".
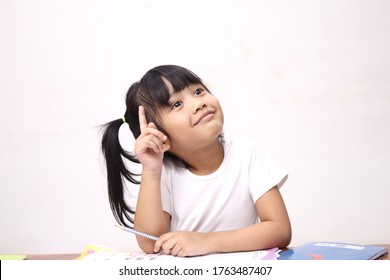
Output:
[{"xmin": 278, "ymin": 242, "xmax": 388, "ymax": 260}]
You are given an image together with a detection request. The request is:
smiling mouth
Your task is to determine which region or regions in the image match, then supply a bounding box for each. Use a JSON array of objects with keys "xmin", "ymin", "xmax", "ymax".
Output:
[{"xmin": 194, "ymin": 111, "xmax": 215, "ymax": 125}]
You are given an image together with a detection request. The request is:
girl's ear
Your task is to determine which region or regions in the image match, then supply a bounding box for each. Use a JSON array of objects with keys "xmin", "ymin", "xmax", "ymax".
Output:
[{"xmin": 163, "ymin": 138, "xmax": 171, "ymax": 153}]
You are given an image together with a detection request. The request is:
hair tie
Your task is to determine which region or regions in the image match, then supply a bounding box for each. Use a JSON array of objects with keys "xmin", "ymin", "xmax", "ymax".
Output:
[{"xmin": 122, "ymin": 116, "xmax": 126, "ymax": 124}]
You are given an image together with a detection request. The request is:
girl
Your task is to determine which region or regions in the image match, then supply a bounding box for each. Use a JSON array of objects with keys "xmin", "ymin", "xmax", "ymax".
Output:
[{"xmin": 101, "ymin": 65, "xmax": 291, "ymax": 257}]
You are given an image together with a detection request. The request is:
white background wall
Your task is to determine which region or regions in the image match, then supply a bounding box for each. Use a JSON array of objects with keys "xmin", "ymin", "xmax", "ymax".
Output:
[{"xmin": 1, "ymin": 0, "xmax": 389, "ymax": 254}]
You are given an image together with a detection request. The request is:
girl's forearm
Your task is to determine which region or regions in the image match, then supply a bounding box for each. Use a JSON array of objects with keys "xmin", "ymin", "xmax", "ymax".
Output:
[
  {"xmin": 205, "ymin": 221, "xmax": 291, "ymax": 254},
  {"xmin": 134, "ymin": 170, "xmax": 169, "ymax": 251}
]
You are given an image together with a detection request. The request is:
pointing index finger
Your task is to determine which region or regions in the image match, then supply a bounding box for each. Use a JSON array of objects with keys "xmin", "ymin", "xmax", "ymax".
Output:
[{"xmin": 138, "ymin": 105, "xmax": 148, "ymax": 132}]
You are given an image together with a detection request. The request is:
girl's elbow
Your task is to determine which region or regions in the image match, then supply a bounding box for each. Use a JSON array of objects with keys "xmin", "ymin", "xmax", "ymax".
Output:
[
  {"xmin": 279, "ymin": 224, "xmax": 292, "ymax": 248},
  {"xmin": 137, "ymin": 239, "xmax": 156, "ymax": 254},
  {"xmin": 280, "ymin": 232, "xmax": 292, "ymax": 248}
]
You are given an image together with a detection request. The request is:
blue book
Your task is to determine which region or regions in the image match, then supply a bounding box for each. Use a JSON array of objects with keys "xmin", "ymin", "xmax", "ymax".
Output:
[{"xmin": 278, "ymin": 242, "xmax": 388, "ymax": 260}]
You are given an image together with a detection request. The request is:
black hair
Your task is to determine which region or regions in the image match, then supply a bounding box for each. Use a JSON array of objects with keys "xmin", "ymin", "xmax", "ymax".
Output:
[{"xmin": 101, "ymin": 65, "xmax": 210, "ymax": 227}]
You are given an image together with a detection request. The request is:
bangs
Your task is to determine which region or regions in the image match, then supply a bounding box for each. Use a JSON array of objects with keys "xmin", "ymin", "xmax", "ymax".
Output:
[
  {"xmin": 139, "ymin": 65, "xmax": 206, "ymax": 107},
  {"xmin": 155, "ymin": 65, "xmax": 204, "ymax": 93}
]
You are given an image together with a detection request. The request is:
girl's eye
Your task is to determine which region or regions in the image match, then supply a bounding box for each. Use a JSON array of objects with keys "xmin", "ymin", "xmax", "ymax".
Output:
[
  {"xmin": 171, "ymin": 101, "xmax": 183, "ymax": 109},
  {"xmin": 194, "ymin": 88, "xmax": 204, "ymax": 96}
]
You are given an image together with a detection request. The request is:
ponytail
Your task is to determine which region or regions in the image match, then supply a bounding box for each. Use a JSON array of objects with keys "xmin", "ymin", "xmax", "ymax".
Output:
[{"xmin": 101, "ymin": 118, "xmax": 140, "ymax": 227}]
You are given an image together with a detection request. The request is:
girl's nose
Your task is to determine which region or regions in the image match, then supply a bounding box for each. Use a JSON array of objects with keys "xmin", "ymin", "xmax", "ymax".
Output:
[{"xmin": 192, "ymin": 101, "xmax": 206, "ymax": 114}]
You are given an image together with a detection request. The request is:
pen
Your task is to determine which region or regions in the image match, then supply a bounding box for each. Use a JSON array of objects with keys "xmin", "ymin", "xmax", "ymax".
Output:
[{"xmin": 115, "ymin": 225, "xmax": 159, "ymax": 241}]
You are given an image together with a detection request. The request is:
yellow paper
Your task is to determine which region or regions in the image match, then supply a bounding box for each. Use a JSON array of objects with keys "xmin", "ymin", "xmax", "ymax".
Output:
[{"xmin": 0, "ymin": 255, "xmax": 27, "ymax": 260}]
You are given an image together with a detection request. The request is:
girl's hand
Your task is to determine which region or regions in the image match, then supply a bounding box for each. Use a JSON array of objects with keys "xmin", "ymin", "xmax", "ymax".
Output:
[
  {"xmin": 135, "ymin": 106, "xmax": 169, "ymax": 172},
  {"xmin": 154, "ymin": 231, "xmax": 211, "ymax": 257}
]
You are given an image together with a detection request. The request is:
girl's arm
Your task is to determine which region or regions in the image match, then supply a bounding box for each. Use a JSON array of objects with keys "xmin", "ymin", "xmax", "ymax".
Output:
[
  {"xmin": 134, "ymin": 170, "xmax": 171, "ymax": 253},
  {"xmin": 133, "ymin": 106, "xmax": 171, "ymax": 253},
  {"xmin": 154, "ymin": 186, "xmax": 291, "ymax": 256}
]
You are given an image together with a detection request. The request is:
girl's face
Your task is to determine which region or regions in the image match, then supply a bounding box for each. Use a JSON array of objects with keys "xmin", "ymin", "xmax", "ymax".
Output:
[{"xmin": 159, "ymin": 80, "xmax": 224, "ymax": 157}]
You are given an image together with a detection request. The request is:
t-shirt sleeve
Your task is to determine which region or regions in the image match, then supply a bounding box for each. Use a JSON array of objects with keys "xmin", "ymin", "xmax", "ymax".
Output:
[{"xmin": 248, "ymin": 141, "xmax": 288, "ymax": 203}]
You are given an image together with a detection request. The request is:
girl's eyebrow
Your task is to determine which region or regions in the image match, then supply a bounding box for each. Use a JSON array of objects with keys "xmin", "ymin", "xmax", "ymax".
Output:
[
  {"xmin": 167, "ymin": 83, "xmax": 201, "ymax": 98},
  {"xmin": 168, "ymin": 90, "xmax": 182, "ymax": 97},
  {"xmin": 166, "ymin": 91, "xmax": 180, "ymax": 104}
]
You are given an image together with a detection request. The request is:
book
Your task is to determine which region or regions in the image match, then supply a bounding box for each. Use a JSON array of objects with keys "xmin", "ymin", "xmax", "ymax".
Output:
[
  {"xmin": 278, "ymin": 242, "xmax": 388, "ymax": 260},
  {"xmin": 76, "ymin": 244, "xmax": 281, "ymax": 260}
]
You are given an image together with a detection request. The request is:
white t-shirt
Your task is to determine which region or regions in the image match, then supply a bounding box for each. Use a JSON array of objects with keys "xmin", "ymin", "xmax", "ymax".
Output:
[{"xmin": 160, "ymin": 137, "xmax": 287, "ymax": 232}]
